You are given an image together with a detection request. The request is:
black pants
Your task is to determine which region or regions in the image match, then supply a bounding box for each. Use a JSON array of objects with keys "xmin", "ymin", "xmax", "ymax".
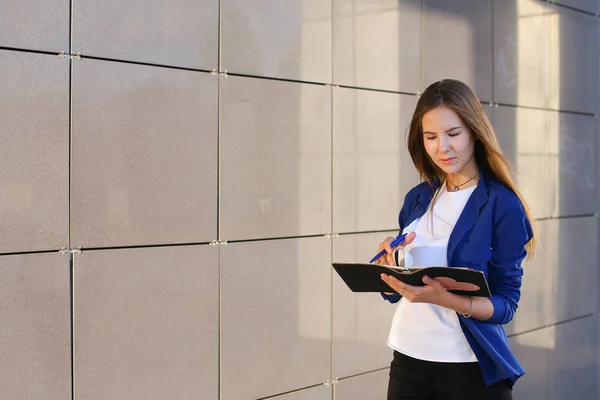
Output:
[{"xmin": 388, "ymin": 351, "xmax": 513, "ymax": 400}]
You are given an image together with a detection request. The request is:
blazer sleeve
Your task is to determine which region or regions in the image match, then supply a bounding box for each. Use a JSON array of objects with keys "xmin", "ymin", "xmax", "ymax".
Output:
[
  {"xmin": 486, "ymin": 194, "xmax": 534, "ymax": 324},
  {"xmin": 381, "ymin": 292, "xmax": 401, "ymax": 303}
]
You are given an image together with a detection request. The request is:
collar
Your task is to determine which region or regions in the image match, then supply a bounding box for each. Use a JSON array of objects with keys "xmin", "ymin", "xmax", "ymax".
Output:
[{"xmin": 406, "ymin": 171, "xmax": 491, "ymax": 261}]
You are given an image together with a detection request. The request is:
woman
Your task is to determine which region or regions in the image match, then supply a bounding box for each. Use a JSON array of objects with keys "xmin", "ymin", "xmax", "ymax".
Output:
[{"xmin": 374, "ymin": 79, "xmax": 537, "ymax": 400}]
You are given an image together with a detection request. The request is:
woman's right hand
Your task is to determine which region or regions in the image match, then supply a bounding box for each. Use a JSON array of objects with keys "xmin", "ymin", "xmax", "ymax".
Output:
[
  {"xmin": 375, "ymin": 232, "xmax": 416, "ymax": 295},
  {"xmin": 374, "ymin": 232, "xmax": 416, "ymax": 266}
]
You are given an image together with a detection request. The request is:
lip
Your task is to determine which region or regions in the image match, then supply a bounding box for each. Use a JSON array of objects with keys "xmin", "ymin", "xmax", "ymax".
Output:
[{"xmin": 439, "ymin": 157, "xmax": 456, "ymax": 165}]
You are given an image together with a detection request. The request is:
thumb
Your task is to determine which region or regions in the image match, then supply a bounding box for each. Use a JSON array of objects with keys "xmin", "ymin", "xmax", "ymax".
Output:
[
  {"xmin": 422, "ymin": 275, "xmax": 442, "ymax": 289},
  {"xmin": 402, "ymin": 232, "xmax": 416, "ymax": 246}
]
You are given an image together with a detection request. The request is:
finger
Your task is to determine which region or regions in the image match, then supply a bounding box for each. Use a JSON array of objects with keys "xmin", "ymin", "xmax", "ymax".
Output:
[
  {"xmin": 422, "ymin": 275, "xmax": 442, "ymax": 289},
  {"xmin": 380, "ymin": 274, "xmax": 406, "ymax": 293},
  {"xmin": 375, "ymin": 237, "xmax": 395, "ymax": 256},
  {"xmin": 382, "ymin": 274, "xmax": 413, "ymax": 292},
  {"xmin": 382, "ymin": 237, "xmax": 394, "ymax": 254},
  {"xmin": 401, "ymin": 232, "xmax": 416, "ymax": 246},
  {"xmin": 375, "ymin": 252, "xmax": 391, "ymax": 265},
  {"xmin": 380, "ymin": 274, "xmax": 396, "ymax": 292},
  {"xmin": 377, "ymin": 236, "xmax": 394, "ymax": 248},
  {"xmin": 374, "ymin": 237, "xmax": 395, "ymax": 266},
  {"xmin": 384, "ymin": 252, "xmax": 395, "ymax": 266}
]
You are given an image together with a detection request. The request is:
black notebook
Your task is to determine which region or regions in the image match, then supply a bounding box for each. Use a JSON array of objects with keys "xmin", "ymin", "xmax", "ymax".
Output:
[{"xmin": 333, "ymin": 263, "xmax": 491, "ymax": 297}]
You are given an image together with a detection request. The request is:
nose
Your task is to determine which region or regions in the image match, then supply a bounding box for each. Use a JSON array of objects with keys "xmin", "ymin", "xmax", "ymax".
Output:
[{"xmin": 439, "ymin": 135, "xmax": 451, "ymax": 153}]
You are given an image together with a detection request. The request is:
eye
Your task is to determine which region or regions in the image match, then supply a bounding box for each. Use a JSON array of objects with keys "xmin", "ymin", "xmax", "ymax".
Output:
[
  {"xmin": 425, "ymin": 136, "xmax": 436, "ymax": 141},
  {"xmin": 449, "ymin": 132, "xmax": 461, "ymax": 137}
]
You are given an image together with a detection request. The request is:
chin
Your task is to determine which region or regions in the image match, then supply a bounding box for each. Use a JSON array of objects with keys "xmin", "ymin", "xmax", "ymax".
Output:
[{"xmin": 437, "ymin": 163, "xmax": 461, "ymax": 175}]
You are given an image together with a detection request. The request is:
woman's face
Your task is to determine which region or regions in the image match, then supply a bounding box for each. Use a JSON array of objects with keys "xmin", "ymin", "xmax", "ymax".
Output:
[{"xmin": 421, "ymin": 106, "xmax": 477, "ymax": 177}]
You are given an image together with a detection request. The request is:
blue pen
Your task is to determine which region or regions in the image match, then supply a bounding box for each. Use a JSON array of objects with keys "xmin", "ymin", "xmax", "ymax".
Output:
[{"xmin": 369, "ymin": 233, "xmax": 409, "ymax": 263}]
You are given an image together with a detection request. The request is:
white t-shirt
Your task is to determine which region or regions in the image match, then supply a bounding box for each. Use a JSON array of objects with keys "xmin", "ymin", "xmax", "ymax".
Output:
[{"xmin": 387, "ymin": 184, "xmax": 478, "ymax": 362}]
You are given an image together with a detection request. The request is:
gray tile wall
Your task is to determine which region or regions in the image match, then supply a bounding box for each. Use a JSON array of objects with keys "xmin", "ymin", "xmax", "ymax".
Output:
[
  {"xmin": 74, "ymin": 246, "xmax": 219, "ymax": 400},
  {"xmin": 0, "ymin": 0, "xmax": 598, "ymax": 399}
]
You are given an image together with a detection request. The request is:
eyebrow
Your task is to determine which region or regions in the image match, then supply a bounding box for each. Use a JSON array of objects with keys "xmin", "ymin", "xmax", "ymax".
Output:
[{"xmin": 422, "ymin": 126, "xmax": 462, "ymax": 135}]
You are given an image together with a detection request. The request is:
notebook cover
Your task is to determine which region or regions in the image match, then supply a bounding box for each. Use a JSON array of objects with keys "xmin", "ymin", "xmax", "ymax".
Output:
[{"xmin": 332, "ymin": 262, "xmax": 491, "ymax": 297}]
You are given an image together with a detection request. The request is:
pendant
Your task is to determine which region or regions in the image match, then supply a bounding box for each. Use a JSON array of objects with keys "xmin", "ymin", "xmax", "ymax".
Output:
[{"xmin": 453, "ymin": 186, "xmax": 459, "ymax": 192}]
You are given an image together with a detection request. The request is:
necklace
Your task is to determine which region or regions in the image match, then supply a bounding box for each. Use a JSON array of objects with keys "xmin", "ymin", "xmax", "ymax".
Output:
[{"xmin": 447, "ymin": 170, "xmax": 480, "ymax": 192}]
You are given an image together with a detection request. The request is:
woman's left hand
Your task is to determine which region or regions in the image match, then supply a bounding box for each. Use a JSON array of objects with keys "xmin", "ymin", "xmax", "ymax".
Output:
[{"xmin": 381, "ymin": 274, "xmax": 449, "ymax": 305}]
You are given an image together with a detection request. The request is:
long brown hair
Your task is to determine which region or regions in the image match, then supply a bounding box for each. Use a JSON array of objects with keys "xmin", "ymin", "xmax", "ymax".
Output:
[{"xmin": 407, "ymin": 79, "xmax": 538, "ymax": 259}]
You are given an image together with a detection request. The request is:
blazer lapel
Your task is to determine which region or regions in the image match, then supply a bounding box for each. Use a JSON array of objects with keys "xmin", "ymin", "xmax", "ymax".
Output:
[
  {"xmin": 446, "ymin": 173, "xmax": 489, "ymax": 263},
  {"xmin": 404, "ymin": 181, "xmax": 437, "ymax": 229}
]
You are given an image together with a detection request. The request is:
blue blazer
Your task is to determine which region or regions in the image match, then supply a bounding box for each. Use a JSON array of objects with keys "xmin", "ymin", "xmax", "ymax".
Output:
[{"xmin": 384, "ymin": 171, "xmax": 533, "ymax": 387}]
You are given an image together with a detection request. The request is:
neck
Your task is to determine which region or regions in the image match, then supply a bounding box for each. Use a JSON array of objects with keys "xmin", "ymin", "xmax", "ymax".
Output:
[{"xmin": 445, "ymin": 162, "xmax": 480, "ymax": 191}]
